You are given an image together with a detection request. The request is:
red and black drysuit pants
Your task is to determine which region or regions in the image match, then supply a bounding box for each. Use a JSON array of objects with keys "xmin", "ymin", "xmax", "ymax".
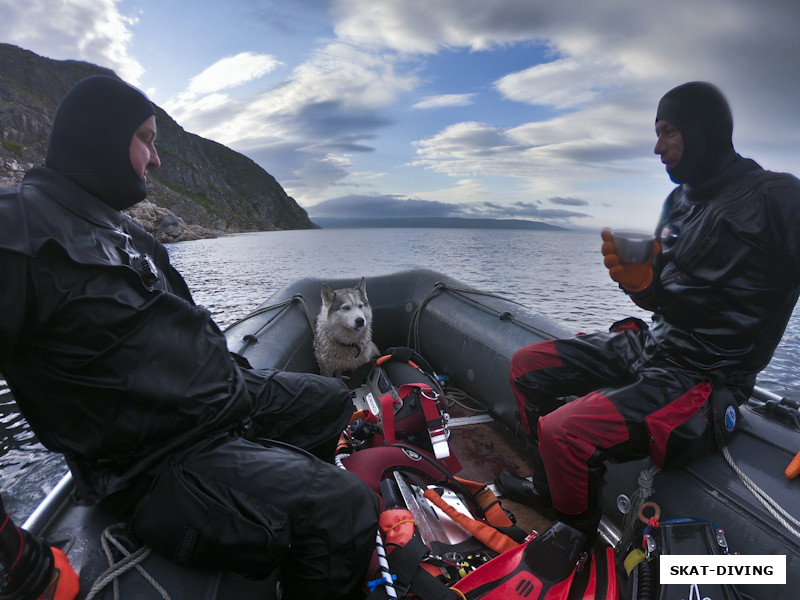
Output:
[{"xmin": 510, "ymin": 321, "xmax": 726, "ymax": 517}]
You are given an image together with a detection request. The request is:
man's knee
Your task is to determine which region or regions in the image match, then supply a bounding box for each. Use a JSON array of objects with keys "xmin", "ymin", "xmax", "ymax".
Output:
[
  {"xmin": 510, "ymin": 339, "xmax": 561, "ymax": 379},
  {"xmin": 538, "ymin": 406, "xmax": 587, "ymax": 463}
]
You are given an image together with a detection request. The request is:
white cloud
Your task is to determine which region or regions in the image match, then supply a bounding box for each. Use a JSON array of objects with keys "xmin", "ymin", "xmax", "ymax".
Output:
[
  {"xmin": 415, "ymin": 178, "xmax": 491, "ymax": 204},
  {"xmin": 494, "ymin": 58, "xmax": 620, "ymax": 109},
  {"xmin": 283, "ymin": 41, "xmax": 418, "ymax": 110},
  {"xmin": 411, "ymin": 94, "xmax": 476, "ymax": 109},
  {"xmin": 0, "ymin": 0, "xmax": 144, "ymax": 84},
  {"xmin": 412, "ymin": 122, "xmax": 525, "ymax": 168},
  {"xmin": 410, "ymin": 101, "xmax": 664, "ymax": 206},
  {"xmin": 331, "ymin": 0, "xmax": 560, "ymax": 52},
  {"xmin": 165, "ymin": 41, "xmax": 417, "ymax": 170},
  {"xmin": 186, "ymin": 52, "xmax": 282, "ymax": 96}
]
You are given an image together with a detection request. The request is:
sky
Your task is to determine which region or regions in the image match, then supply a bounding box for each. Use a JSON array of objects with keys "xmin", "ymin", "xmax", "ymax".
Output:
[{"xmin": 2, "ymin": 0, "xmax": 799, "ymax": 232}]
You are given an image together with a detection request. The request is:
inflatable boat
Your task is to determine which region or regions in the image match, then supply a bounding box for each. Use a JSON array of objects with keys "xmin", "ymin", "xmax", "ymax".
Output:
[{"xmin": 16, "ymin": 269, "xmax": 800, "ymax": 599}]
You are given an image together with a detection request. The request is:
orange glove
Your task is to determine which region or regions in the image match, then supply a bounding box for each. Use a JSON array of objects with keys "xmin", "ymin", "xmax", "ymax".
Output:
[
  {"xmin": 38, "ymin": 546, "xmax": 80, "ymax": 600},
  {"xmin": 601, "ymin": 229, "xmax": 661, "ymax": 293}
]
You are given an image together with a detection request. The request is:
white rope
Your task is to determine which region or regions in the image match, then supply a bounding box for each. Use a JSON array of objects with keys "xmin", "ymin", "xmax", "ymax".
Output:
[
  {"xmin": 444, "ymin": 387, "xmax": 489, "ymax": 414},
  {"xmin": 721, "ymin": 445, "xmax": 800, "ymax": 540},
  {"xmin": 636, "ymin": 464, "xmax": 659, "ymax": 499},
  {"xmin": 84, "ymin": 523, "xmax": 171, "ymax": 600},
  {"xmin": 373, "ymin": 531, "xmax": 398, "ymax": 599},
  {"xmin": 618, "ymin": 460, "xmax": 661, "ymax": 551}
]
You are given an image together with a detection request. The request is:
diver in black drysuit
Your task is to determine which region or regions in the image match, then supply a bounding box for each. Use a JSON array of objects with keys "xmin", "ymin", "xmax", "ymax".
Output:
[
  {"xmin": 0, "ymin": 75, "xmax": 378, "ymax": 600},
  {"xmin": 495, "ymin": 82, "xmax": 800, "ymax": 545}
]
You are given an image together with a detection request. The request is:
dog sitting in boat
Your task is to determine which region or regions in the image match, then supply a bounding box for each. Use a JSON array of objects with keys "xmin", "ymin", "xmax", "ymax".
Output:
[{"xmin": 314, "ymin": 277, "xmax": 380, "ymax": 378}]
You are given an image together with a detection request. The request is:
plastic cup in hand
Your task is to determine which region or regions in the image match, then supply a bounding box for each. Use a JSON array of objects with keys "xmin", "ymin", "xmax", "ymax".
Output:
[{"xmin": 612, "ymin": 231, "xmax": 655, "ymax": 264}]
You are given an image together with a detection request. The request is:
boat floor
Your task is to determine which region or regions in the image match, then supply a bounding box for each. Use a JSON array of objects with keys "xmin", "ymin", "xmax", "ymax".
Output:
[{"xmin": 443, "ymin": 401, "xmax": 554, "ymax": 536}]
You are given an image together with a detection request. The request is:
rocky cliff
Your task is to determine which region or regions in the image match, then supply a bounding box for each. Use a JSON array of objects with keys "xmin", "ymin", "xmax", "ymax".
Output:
[{"xmin": 0, "ymin": 43, "xmax": 317, "ymax": 242}]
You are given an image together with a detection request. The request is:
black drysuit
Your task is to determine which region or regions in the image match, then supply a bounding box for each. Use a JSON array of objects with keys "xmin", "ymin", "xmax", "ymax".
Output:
[
  {"xmin": 510, "ymin": 83, "xmax": 800, "ymax": 533},
  {"xmin": 0, "ymin": 76, "xmax": 378, "ymax": 599},
  {"xmin": 512, "ymin": 156, "xmax": 800, "ymax": 517}
]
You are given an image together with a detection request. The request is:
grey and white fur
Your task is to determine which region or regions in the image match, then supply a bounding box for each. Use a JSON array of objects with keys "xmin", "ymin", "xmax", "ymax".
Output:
[{"xmin": 313, "ymin": 277, "xmax": 380, "ymax": 378}]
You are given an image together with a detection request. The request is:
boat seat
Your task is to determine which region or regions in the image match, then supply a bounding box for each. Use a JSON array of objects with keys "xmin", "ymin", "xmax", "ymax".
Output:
[{"xmin": 45, "ymin": 502, "xmax": 280, "ymax": 599}]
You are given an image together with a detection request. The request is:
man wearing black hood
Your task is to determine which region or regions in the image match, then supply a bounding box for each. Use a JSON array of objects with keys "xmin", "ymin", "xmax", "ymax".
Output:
[
  {"xmin": 0, "ymin": 75, "xmax": 378, "ymax": 599},
  {"xmin": 495, "ymin": 82, "xmax": 800, "ymax": 547}
]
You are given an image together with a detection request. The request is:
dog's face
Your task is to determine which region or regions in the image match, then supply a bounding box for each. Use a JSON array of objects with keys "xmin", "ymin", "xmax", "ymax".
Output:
[{"xmin": 320, "ymin": 277, "xmax": 372, "ymax": 332}]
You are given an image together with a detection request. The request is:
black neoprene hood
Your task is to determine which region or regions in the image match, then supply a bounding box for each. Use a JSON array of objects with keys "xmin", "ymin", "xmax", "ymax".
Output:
[
  {"xmin": 656, "ymin": 81, "xmax": 735, "ymax": 185},
  {"xmin": 45, "ymin": 75, "xmax": 156, "ymax": 210}
]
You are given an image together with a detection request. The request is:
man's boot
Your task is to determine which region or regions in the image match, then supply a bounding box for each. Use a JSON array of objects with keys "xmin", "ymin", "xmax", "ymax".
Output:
[
  {"xmin": 494, "ymin": 440, "xmax": 555, "ymax": 519},
  {"xmin": 554, "ymin": 464, "xmax": 605, "ymax": 551}
]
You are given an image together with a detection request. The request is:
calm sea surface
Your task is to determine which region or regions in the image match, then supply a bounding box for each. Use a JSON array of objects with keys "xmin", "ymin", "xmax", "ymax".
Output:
[{"xmin": 2, "ymin": 228, "xmax": 799, "ymax": 519}]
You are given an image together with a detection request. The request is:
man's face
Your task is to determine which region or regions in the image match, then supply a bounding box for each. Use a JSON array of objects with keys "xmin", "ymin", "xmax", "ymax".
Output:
[
  {"xmin": 654, "ymin": 119, "xmax": 684, "ymax": 175},
  {"xmin": 129, "ymin": 115, "xmax": 161, "ymax": 182}
]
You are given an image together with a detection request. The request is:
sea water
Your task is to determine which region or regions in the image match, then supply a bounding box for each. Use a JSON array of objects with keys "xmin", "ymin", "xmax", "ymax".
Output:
[{"xmin": 2, "ymin": 228, "xmax": 799, "ymax": 519}]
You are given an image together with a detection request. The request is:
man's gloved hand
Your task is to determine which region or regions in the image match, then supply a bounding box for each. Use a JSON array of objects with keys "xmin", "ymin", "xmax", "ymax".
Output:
[{"xmin": 601, "ymin": 229, "xmax": 661, "ymax": 292}]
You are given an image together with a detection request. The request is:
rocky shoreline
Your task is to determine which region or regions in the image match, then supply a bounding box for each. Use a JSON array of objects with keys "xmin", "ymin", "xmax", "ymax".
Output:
[
  {"xmin": 125, "ymin": 201, "xmax": 221, "ymax": 243},
  {"xmin": 2, "ymin": 158, "xmax": 219, "ymax": 244}
]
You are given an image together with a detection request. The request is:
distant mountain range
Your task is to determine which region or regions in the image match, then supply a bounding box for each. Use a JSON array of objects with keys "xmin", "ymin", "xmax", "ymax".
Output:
[{"xmin": 312, "ymin": 216, "xmax": 567, "ymax": 230}]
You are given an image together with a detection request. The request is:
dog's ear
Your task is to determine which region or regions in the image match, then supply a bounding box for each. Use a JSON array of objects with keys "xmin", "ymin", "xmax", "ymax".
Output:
[
  {"xmin": 357, "ymin": 277, "xmax": 368, "ymax": 299},
  {"xmin": 321, "ymin": 283, "xmax": 336, "ymax": 304}
]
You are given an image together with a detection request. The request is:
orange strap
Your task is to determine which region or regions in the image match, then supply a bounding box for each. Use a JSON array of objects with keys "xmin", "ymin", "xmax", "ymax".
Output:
[
  {"xmin": 786, "ymin": 450, "xmax": 800, "ymax": 479},
  {"xmin": 422, "ymin": 489, "xmax": 519, "ymax": 555},
  {"xmin": 453, "ymin": 477, "xmax": 514, "ymax": 528},
  {"xmin": 376, "ymin": 355, "xmax": 419, "ymax": 370}
]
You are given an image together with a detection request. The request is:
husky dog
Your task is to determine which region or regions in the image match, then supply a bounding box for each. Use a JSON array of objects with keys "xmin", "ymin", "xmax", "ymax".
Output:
[{"xmin": 314, "ymin": 277, "xmax": 380, "ymax": 378}]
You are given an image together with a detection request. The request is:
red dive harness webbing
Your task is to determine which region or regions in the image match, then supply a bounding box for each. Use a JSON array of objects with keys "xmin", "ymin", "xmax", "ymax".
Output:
[{"xmin": 379, "ymin": 383, "xmax": 450, "ymax": 460}]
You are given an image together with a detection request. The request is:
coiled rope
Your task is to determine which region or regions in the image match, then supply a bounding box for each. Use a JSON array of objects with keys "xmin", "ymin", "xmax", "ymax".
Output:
[
  {"xmin": 721, "ymin": 445, "xmax": 800, "ymax": 541},
  {"xmin": 84, "ymin": 523, "xmax": 171, "ymax": 600},
  {"xmin": 618, "ymin": 446, "xmax": 800, "ymax": 554},
  {"xmin": 618, "ymin": 460, "xmax": 660, "ymax": 552},
  {"xmin": 444, "ymin": 386, "xmax": 490, "ymax": 414}
]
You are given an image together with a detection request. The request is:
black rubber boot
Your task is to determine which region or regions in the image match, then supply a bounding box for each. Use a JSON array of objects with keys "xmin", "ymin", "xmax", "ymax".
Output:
[
  {"xmin": 494, "ymin": 440, "xmax": 555, "ymax": 519},
  {"xmin": 554, "ymin": 464, "xmax": 606, "ymax": 551},
  {"xmin": 556, "ymin": 509, "xmax": 602, "ymax": 551}
]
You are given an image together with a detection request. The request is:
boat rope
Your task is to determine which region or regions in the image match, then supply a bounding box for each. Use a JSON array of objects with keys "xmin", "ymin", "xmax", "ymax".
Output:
[
  {"xmin": 721, "ymin": 445, "xmax": 800, "ymax": 541},
  {"xmin": 617, "ymin": 461, "xmax": 660, "ymax": 552},
  {"xmin": 224, "ymin": 294, "xmax": 316, "ymax": 355},
  {"xmin": 406, "ymin": 283, "xmax": 509, "ymax": 349},
  {"xmin": 403, "ymin": 281, "xmax": 524, "ymax": 415},
  {"xmin": 406, "ymin": 282, "xmax": 554, "ymax": 352},
  {"xmin": 444, "ymin": 386, "xmax": 489, "ymax": 414},
  {"xmin": 84, "ymin": 523, "xmax": 171, "ymax": 600},
  {"xmin": 335, "ymin": 454, "xmax": 398, "ymax": 598},
  {"xmin": 223, "ymin": 295, "xmax": 296, "ymax": 330}
]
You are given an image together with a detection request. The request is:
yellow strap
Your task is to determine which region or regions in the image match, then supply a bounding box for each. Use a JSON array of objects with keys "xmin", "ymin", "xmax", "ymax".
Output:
[{"xmin": 624, "ymin": 548, "xmax": 647, "ymax": 575}]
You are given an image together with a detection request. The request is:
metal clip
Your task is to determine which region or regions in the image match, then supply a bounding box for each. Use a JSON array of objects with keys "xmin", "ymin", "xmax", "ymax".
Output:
[
  {"xmin": 715, "ymin": 528, "xmax": 729, "ymax": 554},
  {"xmin": 644, "ymin": 533, "xmax": 657, "ymax": 559}
]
